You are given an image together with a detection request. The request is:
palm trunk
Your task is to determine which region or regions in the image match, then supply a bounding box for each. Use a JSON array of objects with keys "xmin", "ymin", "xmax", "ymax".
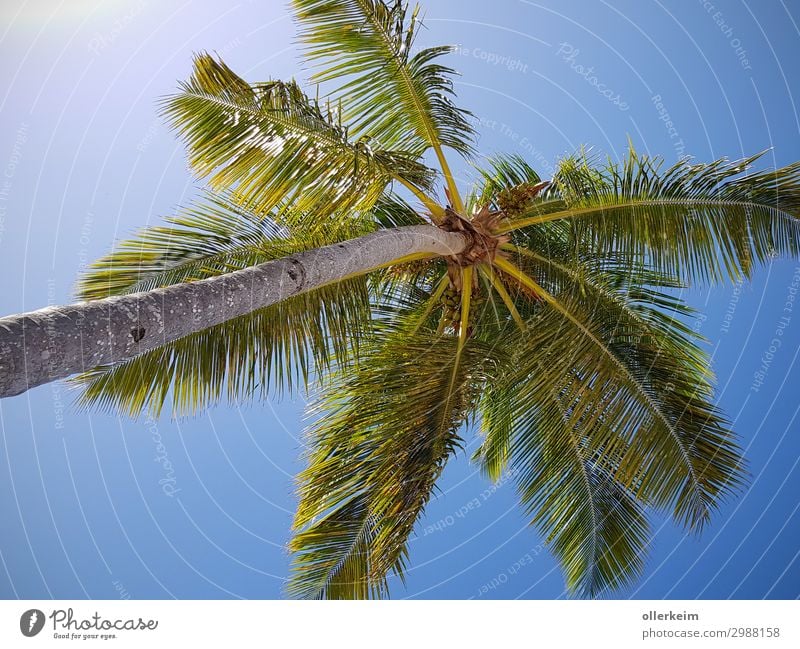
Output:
[{"xmin": 0, "ymin": 225, "xmax": 467, "ymax": 398}]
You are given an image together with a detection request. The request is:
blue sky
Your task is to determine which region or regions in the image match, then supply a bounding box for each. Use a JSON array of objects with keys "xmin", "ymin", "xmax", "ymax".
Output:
[{"xmin": 1, "ymin": 0, "xmax": 799, "ymax": 599}]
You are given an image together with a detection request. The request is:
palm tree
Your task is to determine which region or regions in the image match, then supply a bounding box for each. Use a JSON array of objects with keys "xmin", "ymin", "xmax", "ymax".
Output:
[{"xmin": 2, "ymin": 0, "xmax": 800, "ymax": 598}]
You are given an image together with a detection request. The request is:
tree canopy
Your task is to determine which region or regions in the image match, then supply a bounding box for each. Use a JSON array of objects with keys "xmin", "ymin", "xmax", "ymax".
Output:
[{"xmin": 72, "ymin": 0, "xmax": 800, "ymax": 599}]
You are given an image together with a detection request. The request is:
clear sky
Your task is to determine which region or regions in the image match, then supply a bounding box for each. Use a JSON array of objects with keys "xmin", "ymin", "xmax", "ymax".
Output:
[{"xmin": 1, "ymin": 0, "xmax": 799, "ymax": 599}]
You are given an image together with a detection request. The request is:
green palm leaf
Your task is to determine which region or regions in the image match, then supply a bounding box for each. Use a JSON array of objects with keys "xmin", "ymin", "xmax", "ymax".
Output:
[
  {"xmin": 161, "ymin": 53, "xmax": 434, "ymax": 220},
  {"xmin": 291, "ymin": 0, "xmax": 473, "ymax": 209},
  {"xmin": 473, "ymin": 253, "xmax": 743, "ymax": 594},
  {"xmin": 288, "ymin": 331, "xmax": 503, "ymax": 598},
  {"xmin": 77, "ymin": 191, "xmax": 289, "ymax": 300},
  {"xmin": 72, "ymin": 280, "xmax": 371, "ymax": 417},
  {"xmin": 500, "ymin": 147, "xmax": 800, "ymax": 284},
  {"xmin": 293, "ymin": 0, "xmax": 474, "ymax": 155},
  {"xmin": 507, "ymin": 384, "xmax": 650, "ymax": 598},
  {"xmin": 494, "ymin": 253, "xmax": 744, "ymax": 526}
]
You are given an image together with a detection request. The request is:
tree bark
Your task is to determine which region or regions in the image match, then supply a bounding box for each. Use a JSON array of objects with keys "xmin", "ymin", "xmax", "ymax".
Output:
[{"xmin": 0, "ymin": 225, "xmax": 467, "ymax": 398}]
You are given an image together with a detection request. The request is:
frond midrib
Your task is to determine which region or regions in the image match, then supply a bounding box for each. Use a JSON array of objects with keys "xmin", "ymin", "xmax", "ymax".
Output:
[
  {"xmin": 307, "ymin": 506, "xmax": 374, "ymax": 599},
  {"xmin": 501, "ymin": 198, "xmax": 799, "ymax": 233},
  {"xmin": 352, "ymin": 0, "xmax": 440, "ymax": 149},
  {"xmin": 546, "ymin": 384, "xmax": 601, "ymax": 589}
]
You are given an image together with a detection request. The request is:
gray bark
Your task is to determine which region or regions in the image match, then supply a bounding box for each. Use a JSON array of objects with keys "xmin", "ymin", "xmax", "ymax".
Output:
[{"xmin": 0, "ymin": 225, "xmax": 467, "ymax": 398}]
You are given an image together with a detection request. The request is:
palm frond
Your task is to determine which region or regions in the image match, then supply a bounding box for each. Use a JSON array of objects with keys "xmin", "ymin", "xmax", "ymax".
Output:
[
  {"xmin": 508, "ymin": 382, "xmax": 650, "ymax": 597},
  {"xmin": 371, "ymin": 192, "xmax": 427, "ymax": 228},
  {"xmin": 471, "ymin": 253, "xmax": 743, "ymax": 594},
  {"xmin": 492, "ymin": 254, "xmax": 745, "ymax": 530},
  {"xmin": 500, "ymin": 147, "xmax": 800, "ymax": 284},
  {"xmin": 291, "ymin": 0, "xmax": 473, "ymax": 208},
  {"xmin": 288, "ymin": 331, "xmax": 503, "ymax": 598},
  {"xmin": 474, "ymin": 381, "xmax": 514, "ymax": 482},
  {"xmin": 161, "ymin": 53, "xmax": 434, "ymax": 220}
]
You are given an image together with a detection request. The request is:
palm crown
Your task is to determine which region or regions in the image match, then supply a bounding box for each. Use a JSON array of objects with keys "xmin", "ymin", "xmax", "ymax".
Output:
[{"xmin": 75, "ymin": 0, "xmax": 800, "ymax": 599}]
